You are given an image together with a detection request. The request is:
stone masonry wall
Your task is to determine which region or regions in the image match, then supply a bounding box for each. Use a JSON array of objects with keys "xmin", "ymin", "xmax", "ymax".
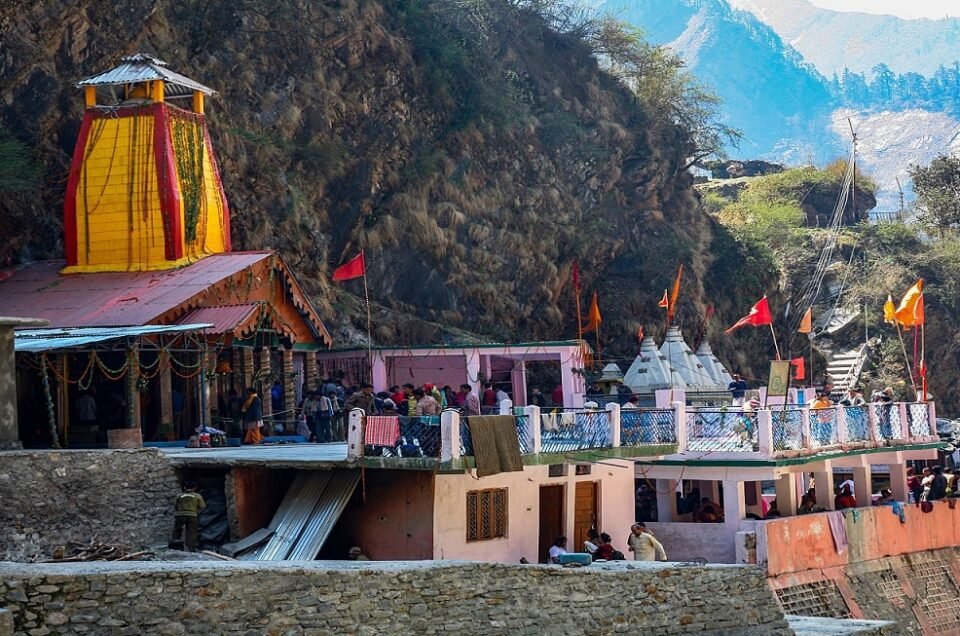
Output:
[
  {"xmin": 0, "ymin": 449, "xmax": 180, "ymax": 561},
  {"xmin": 0, "ymin": 561, "xmax": 793, "ymax": 635}
]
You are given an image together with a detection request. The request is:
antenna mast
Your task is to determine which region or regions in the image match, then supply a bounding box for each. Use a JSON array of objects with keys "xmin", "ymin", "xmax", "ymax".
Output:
[
  {"xmin": 847, "ymin": 118, "xmax": 858, "ymax": 221},
  {"xmin": 895, "ymin": 176, "xmax": 905, "ymax": 221}
]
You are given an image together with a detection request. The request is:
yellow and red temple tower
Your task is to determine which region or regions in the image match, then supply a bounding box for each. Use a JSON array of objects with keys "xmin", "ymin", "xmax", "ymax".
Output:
[{"xmin": 63, "ymin": 53, "xmax": 231, "ymax": 273}]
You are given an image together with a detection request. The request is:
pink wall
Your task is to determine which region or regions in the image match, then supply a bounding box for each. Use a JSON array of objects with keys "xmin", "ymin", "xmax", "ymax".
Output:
[
  {"xmin": 335, "ymin": 470, "xmax": 435, "ymax": 560},
  {"xmin": 764, "ymin": 502, "xmax": 960, "ymax": 577},
  {"xmin": 432, "ymin": 462, "xmax": 635, "ymax": 563},
  {"xmin": 388, "ymin": 355, "xmax": 467, "ymax": 391}
]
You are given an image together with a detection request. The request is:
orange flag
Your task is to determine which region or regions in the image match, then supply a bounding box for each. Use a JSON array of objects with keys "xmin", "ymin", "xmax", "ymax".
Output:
[
  {"xmin": 667, "ymin": 264, "xmax": 683, "ymax": 324},
  {"xmin": 658, "ymin": 290, "xmax": 669, "ymax": 308},
  {"xmin": 894, "ymin": 279, "xmax": 924, "ymax": 327},
  {"xmin": 883, "ymin": 294, "xmax": 896, "ymax": 325},
  {"xmin": 583, "ymin": 292, "xmax": 602, "ymax": 333},
  {"xmin": 798, "ymin": 308, "xmax": 812, "ymax": 334}
]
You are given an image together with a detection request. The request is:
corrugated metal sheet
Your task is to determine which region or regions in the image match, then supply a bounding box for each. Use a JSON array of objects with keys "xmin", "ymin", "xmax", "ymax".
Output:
[
  {"xmin": 76, "ymin": 54, "xmax": 217, "ymax": 96},
  {"xmin": 14, "ymin": 323, "xmax": 213, "ymax": 352},
  {"xmin": 0, "ymin": 253, "xmax": 270, "ymax": 328},
  {"xmin": 176, "ymin": 304, "xmax": 260, "ymax": 336},
  {"xmin": 255, "ymin": 470, "xmax": 334, "ymax": 561},
  {"xmin": 287, "ymin": 469, "xmax": 360, "ymax": 560}
]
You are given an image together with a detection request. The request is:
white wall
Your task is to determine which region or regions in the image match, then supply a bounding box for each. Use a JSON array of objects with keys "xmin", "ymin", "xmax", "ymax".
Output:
[{"xmin": 432, "ymin": 461, "xmax": 635, "ymax": 563}]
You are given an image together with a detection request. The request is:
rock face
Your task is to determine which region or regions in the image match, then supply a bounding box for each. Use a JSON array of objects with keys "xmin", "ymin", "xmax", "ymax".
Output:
[
  {"xmin": 0, "ymin": 560, "xmax": 793, "ymax": 635},
  {"xmin": 0, "ymin": 449, "xmax": 179, "ymax": 561},
  {"xmin": 0, "ymin": 0, "xmax": 773, "ymax": 372}
]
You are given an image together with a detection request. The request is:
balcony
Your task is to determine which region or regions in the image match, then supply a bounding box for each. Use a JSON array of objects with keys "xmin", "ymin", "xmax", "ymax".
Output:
[{"xmin": 347, "ymin": 400, "xmax": 939, "ymax": 467}]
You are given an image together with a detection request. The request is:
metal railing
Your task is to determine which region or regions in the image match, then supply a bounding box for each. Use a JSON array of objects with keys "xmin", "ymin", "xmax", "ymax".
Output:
[
  {"xmin": 686, "ymin": 408, "xmax": 757, "ymax": 452},
  {"xmin": 621, "ymin": 409, "xmax": 676, "ymax": 446},
  {"xmin": 772, "ymin": 409, "xmax": 804, "ymax": 451},
  {"xmin": 874, "ymin": 403, "xmax": 901, "ymax": 440},
  {"xmin": 844, "ymin": 406, "xmax": 870, "ymax": 442},
  {"xmin": 808, "ymin": 407, "xmax": 839, "ymax": 448},
  {"xmin": 540, "ymin": 409, "xmax": 611, "ymax": 453},
  {"xmin": 907, "ymin": 402, "xmax": 930, "ymax": 438},
  {"xmin": 362, "ymin": 415, "xmax": 441, "ymax": 458}
]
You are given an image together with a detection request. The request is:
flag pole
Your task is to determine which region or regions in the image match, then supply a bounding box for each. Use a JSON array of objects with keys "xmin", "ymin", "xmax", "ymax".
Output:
[
  {"xmin": 894, "ymin": 322, "xmax": 917, "ymax": 397},
  {"xmin": 921, "ymin": 322, "xmax": 927, "ymax": 401},
  {"xmin": 361, "ymin": 250, "xmax": 373, "ymax": 381},
  {"xmin": 769, "ymin": 323, "xmax": 781, "ymax": 360}
]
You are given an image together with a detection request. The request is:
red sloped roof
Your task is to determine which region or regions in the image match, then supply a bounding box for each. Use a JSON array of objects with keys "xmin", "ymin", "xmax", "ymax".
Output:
[
  {"xmin": 0, "ymin": 252, "xmax": 331, "ymax": 346},
  {"xmin": 176, "ymin": 303, "xmax": 261, "ymax": 336}
]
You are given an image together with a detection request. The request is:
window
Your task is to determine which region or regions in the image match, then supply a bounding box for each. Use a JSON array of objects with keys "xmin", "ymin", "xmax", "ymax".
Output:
[
  {"xmin": 548, "ymin": 464, "xmax": 567, "ymax": 477},
  {"xmin": 467, "ymin": 488, "xmax": 507, "ymax": 541},
  {"xmin": 575, "ymin": 464, "xmax": 592, "ymax": 476}
]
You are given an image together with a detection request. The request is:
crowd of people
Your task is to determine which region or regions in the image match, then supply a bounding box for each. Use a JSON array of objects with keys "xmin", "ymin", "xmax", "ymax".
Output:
[{"xmin": 546, "ymin": 522, "xmax": 667, "ymax": 564}]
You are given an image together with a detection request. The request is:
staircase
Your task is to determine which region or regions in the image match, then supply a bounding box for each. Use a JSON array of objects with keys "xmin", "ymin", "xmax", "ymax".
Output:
[{"xmin": 825, "ymin": 344, "xmax": 870, "ymax": 394}]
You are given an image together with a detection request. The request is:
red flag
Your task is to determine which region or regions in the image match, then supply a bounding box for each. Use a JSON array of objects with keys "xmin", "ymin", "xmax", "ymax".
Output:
[
  {"xmin": 571, "ymin": 261, "xmax": 580, "ymax": 291},
  {"xmin": 790, "ymin": 357, "xmax": 805, "ymax": 381},
  {"xmin": 658, "ymin": 290, "xmax": 669, "ymax": 308},
  {"xmin": 919, "ymin": 358, "xmax": 927, "ymax": 378},
  {"xmin": 725, "ymin": 297, "xmax": 773, "ymax": 334},
  {"xmin": 636, "ymin": 325, "xmax": 645, "ymax": 342},
  {"xmin": 332, "ymin": 252, "xmax": 365, "ymax": 281},
  {"xmin": 706, "ymin": 303, "xmax": 715, "ymax": 319}
]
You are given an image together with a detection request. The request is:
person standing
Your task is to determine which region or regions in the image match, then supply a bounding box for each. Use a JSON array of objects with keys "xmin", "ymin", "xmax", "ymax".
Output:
[
  {"xmin": 461, "ymin": 384, "xmax": 481, "ymax": 416},
  {"xmin": 928, "ymin": 466, "xmax": 948, "ymax": 501},
  {"xmin": 170, "ymin": 481, "xmax": 206, "ymax": 552},
  {"xmin": 551, "ymin": 384, "xmax": 564, "ymax": 407},
  {"xmin": 414, "ymin": 388, "xmax": 439, "ymax": 416},
  {"xmin": 402, "ymin": 383, "xmax": 418, "ymax": 417},
  {"xmin": 728, "ymin": 374, "xmax": 748, "ymax": 406},
  {"xmin": 834, "ymin": 485, "xmax": 858, "ymax": 510},
  {"xmin": 530, "ymin": 386, "xmax": 547, "ymax": 408},
  {"xmin": 302, "ymin": 391, "xmax": 320, "ymax": 442},
  {"xmin": 481, "ymin": 383, "xmax": 497, "ymax": 414},
  {"xmin": 345, "ymin": 383, "xmax": 376, "ymax": 415},
  {"xmin": 241, "ymin": 387, "xmax": 263, "ymax": 445},
  {"xmin": 495, "ymin": 386, "xmax": 510, "ymax": 406},
  {"xmin": 627, "ymin": 522, "xmax": 667, "ymax": 561}
]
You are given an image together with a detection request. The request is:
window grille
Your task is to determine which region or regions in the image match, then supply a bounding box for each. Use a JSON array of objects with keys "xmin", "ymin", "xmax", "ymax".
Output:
[{"xmin": 467, "ymin": 488, "xmax": 507, "ymax": 541}]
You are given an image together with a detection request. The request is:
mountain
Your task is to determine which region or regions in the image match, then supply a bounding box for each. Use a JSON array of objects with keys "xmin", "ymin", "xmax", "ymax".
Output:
[
  {"xmin": 728, "ymin": 0, "xmax": 960, "ymax": 76},
  {"xmin": 0, "ymin": 0, "xmax": 785, "ymax": 373},
  {"xmin": 611, "ymin": 0, "xmax": 838, "ymax": 164}
]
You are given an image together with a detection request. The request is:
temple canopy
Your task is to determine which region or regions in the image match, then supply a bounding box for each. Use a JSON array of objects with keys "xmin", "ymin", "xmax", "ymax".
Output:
[{"xmin": 76, "ymin": 53, "xmax": 216, "ymax": 98}]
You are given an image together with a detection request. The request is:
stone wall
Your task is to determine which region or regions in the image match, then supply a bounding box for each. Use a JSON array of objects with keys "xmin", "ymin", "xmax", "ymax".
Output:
[
  {"xmin": 0, "ymin": 449, "xmax": 180, "ymax": 561},
  {"xmin": 0, "ymin": 561, "xmax": 792, "ymax": 635}
]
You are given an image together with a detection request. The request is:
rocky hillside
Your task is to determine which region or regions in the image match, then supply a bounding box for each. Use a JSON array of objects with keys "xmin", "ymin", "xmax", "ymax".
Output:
[{"xmin": 0, "ymin": 0, "xmax": 784, "ymax": 373}]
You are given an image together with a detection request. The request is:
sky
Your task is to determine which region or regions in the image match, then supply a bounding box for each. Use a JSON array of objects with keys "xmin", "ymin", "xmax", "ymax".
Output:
[{"xmin": 806, "ymin": 0, "xmax": 954, "ymax": 19}]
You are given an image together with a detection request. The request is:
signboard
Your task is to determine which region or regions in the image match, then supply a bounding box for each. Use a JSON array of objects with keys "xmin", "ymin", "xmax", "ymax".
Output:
[{"xmin": 767, "ymin": 360, "xmax": 791, "ymax": 398}]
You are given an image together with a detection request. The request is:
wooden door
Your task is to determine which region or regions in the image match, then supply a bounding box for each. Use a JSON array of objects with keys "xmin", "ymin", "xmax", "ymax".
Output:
[
  {"xmin": 574, "ymin": 481, "xmax": 598, "ymax": 553},
  {"xmin": 538, "ymin": 485, "xmax": 565, "ymax": 563}
]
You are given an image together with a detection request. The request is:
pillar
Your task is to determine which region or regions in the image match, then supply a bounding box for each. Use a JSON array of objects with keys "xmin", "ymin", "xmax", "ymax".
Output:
[
  {"xmin": 722, "ymin": 480, "xmax": 746, "ymax": 524},
  {"xmin": 260, "ymin": 347, "xmax": 272, "ymax": 420},
  {"xmin": 560, "ymin": 355, "xmax": 577, "ymax": 408},
  {"xmin": 775, "ymin": 473, "xmax": 799, "ymax": 516},
  {"xmin": 0, "ymin": 324, "xmax": 21, "ymax": 448},
  {"xmin": 757, "ymin": 409, "xmax": 773, "ymax": 455},
  {"xmin": 813, "ymin": 469, "xmax": 834, "ymax": 509},
  {"xmin": 511, "ymin": 360, "xmax": 527, "ymax": 406},
  {"xmin": 605, "ymin": 402, "xmax": 621, "ymax": 448},
  {"xmin": 346, "ymin": 408, "xmax": 364, "ymax": 459},
  {"xmin": 126, "ymin": 344, "xmax": 141, "ymax": 430},
  {"xmin": 673, "ymin": 401, "xmax": 687, "ymax": 451},
  {"xmin": 441, "ymin": 409, "xmax": 462, "ymax": 462},
  {"xmin": 656, "ymin": 479, "xmax": 679, "ymax": 522},
  {"xmin": 466, "ymin": 350, "xmax": 481, "ymax": 394},
  {"xmin": 241, "ymin": 348, "xmax": 254, "ymax": 390},
  {"xmin": 56, "ymin": 354, "xmax": 69, "ymax": 446},
  {"xmin": 371, "ymin": 351, "xmax": 388, "ymax": 393},
  {"xmin": 282, "ymin": 348, "xmax": 295, "ymax": 423},
  {"xmin": 84, "ymin": 86, "xmax": 97, "ymax": 107},
  {"xmin": 150, "ymin": 80, "xmax": 165, "ymax": 102},
  {"xmin": 889, "ymin": 462, "xmax": 909, "ymax": 502},
  {"xmin": 852, "ymin": 466, "xmax": 871, "ymax": 505},
  {"xmin": 192, "ymin": 90, "xmax": 204, "ymax": 113},
  {"xmin": 305, "ymin": 350, "xmax": 318, "ymax": 393},
  {"xmin": 203, "ymin": 350, "xmax": 216, "ymax": 427},
  {"xmin": 159, "ymin": 351, "xmax": 174, "ymax": 437},
  {"xmin": 524, "ymin": 405, "xmax": 541, "ymax": 454}
]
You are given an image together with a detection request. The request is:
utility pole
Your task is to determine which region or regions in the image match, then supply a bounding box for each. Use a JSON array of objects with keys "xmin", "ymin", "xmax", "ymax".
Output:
[
  {"xmin": 895, "ymin": 176, "xmax": 905, "ymax": 222},
  {"xmin": 847, "ymin": 118, "xmax": 858, "ymax": 221}
]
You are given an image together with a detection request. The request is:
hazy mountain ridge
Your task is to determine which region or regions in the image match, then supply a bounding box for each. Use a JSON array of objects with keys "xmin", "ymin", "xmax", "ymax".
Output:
[{"xmin": 729, "ymin": 0, "xmax": 960, "ymax": 76}]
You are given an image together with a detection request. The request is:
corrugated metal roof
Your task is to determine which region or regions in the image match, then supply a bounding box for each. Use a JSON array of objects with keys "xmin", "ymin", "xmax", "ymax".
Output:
[
  {"xmin": 287, "ymin": 469, "xmax": 360, "ymax": 560},
  {"xmin": 76, "ymin": 53, "xmax": 216, "ymax": 96},
  {"xmin": 176, "ymin": 303, "xmax": 260, "ymax": 336},
  {"xmin": 0, "ymin": 252, "xmax": 331, "ymax": 345},
  {"xmin": 14, "ymin": 323, "xmax": 213, "ymax": 352},
  {"xmin": 255, "ymin": 470, "xmax": 334, "ymax": 560}
]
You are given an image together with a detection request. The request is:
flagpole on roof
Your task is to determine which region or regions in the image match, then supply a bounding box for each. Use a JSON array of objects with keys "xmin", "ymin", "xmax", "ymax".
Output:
[
  {"xmin": 361, "ymin": 249, "xmax": 373, "ymax": 382},
  {"xmin": 768, "ymin": 323, "xmax": 781, "ymax": 361}
]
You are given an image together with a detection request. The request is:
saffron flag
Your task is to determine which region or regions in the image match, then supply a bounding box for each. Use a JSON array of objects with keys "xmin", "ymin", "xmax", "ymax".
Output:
[
  {"xmin": 637, "ymin": 325, "xmax": 645, "ymax": 342},
  {"xmin": 725, "ymin": 297, "xmax": 773, "ymax": 334},
  {"xmin": 667, "ymin": 264, "xmax": 683, "ymax": 324},
  {"xmin": 332, "ymin": 252, "xmax": 365, "ymax": 281},
  {"xmin": 883, "ymin": 294, "xmax": 896, "ymax": 325},
  {"xmin": 658, "ymin": 290, "xmax": 669, "ymax": 308},
  {"xmin": 583, "ymin": 292, "xmax": 602, "ymax": 333},
  {"xmin": 894, "ymin": 279, "xmax": 924, "ymax": 327},
  {"xmin": 790, "ymin": 357, "xmax": 805, "ymax": 381},
  {"xmin": 798, "ymin": 308, "xmax": 813, "ymax": 334}
]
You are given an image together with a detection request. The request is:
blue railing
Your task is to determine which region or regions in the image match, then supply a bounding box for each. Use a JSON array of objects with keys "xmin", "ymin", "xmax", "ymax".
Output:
[
  {"xmin": 772, "ymin": 409, "xmax": 804, "ymax": 451},
  {"xmin": 844, "ymin": 406, "xmax": 870, "ymax": 442},
  {"xmin": 540, "ymin": 409, "xmax": 611, "ymax": 453},
  {"xmin": 686, "ymin": 409, "xmax": 757, "ymax": 452},
  {"xmin": 874, "ymin": 403, "xmax": 901, "ymax": 440},
  {"xmin": 621, "ymin": 409, "xmax": 676, "ymax": 446},
  {"xmin": 809, "ymin": 407, "xmax": 839, "ymax": 448},
  {"xmin": 907, "ymin": 403, "xmax": 930, "ymax": 437}
]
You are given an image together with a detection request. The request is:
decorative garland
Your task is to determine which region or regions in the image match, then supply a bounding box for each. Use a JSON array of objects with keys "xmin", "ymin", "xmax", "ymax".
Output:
[{"xmin": 170, "ymin": 114, "xmax": 206, "ymax": 243}]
